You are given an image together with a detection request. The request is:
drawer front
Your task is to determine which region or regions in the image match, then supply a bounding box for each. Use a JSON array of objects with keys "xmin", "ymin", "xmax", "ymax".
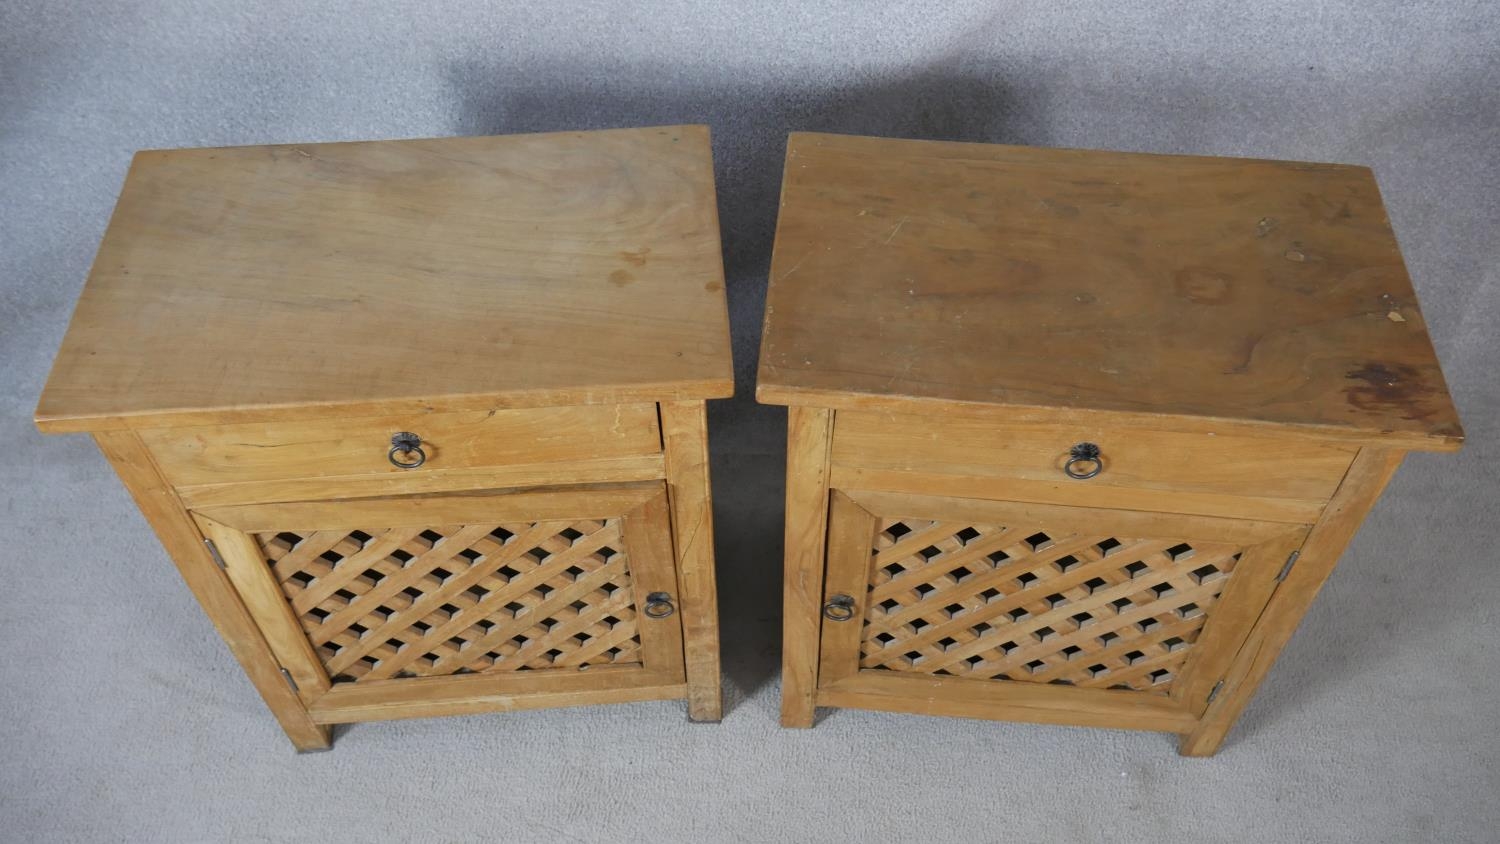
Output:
[
  {"xmin": 831, "ymin": 410, "xmax": 1356, "ymax": 523},
  {"xmin": 144, "ymin": 403, "xmax": 662, "ymax": 489},
  {"xmin": 192, "ymin": 482, "xmax": 688, "ymax": 723}
]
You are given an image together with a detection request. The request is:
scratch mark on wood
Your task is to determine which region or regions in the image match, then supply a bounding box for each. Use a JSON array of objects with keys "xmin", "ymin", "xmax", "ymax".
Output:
[
  {"xmin": 884, "ymin": 216, "xmax": 910, "ymax": 244},
  {"xmin": 778, "ymin": 253, "xmax": 810, "ymax": 281}
]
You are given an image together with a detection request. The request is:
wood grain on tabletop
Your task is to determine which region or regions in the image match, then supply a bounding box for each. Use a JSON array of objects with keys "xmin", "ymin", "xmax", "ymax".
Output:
[
  {"xmin": 36, "ymin": 126, "xmax": 733, "ymax": 432},
  {"xmin": 757, "ymin": 132, "xmax": 1462, "ymax": 451}
]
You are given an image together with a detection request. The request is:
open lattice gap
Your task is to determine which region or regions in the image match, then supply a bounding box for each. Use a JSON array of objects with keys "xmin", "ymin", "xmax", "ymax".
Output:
[
  {"xmin": 858, "ymin": 517, "xmax": 1246, "ymax": 694},
  {"xmin": 255, "ymin": 518, "xmax": 642, "ymax": 683}
]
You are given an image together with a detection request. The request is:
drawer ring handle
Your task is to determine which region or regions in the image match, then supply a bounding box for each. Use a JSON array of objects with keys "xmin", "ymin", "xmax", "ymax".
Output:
[
  {"xmin": 822, "ymin": 594, "xmax": 857, "ymax": 622},
  {"xmin": 644, "ymin": 592, "xmax": 676, "ymax": 619},
  {"xmin": 1064, "ymin": 442, "xmax": 1103, "ymax": 480},
  {"xmin": 388, "ymin": 432, "xmax": 427, "ymax": 469}
]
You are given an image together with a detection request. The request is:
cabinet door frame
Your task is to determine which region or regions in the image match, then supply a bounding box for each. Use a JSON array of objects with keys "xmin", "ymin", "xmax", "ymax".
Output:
[
  {"xmin": 191, "ymin": 481, "xmax": 689, "ymax": 724},
  {"xmin": 813, "ymin": 487, "xmax": 1309, "ymax": 734}
]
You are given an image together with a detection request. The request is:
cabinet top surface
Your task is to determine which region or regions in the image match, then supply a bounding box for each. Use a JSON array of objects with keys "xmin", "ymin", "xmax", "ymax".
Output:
[
  {"xmin": 37, "ymin": 126, "xmax": 733, "ymax": 432},
  {"xmin": 757, "ymin": 132, "xmax": 1461, "ymax": 450}
]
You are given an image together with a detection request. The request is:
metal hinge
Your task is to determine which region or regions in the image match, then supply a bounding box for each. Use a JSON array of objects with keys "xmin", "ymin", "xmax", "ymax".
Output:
[
  {"xmin": 1207, "ymin": 680, "xmax": 1225, "ymax": 704},
  {"xmin": 1275, "ymin": 550, "xmax": 1301, "ymax": 582},
  {"xmin": 280, "ymin": 667, "xmax": 299, "ymax": 693},
  {"xmin": 204, "ymin": 538, "xmax": 227, "ymax": 570}
]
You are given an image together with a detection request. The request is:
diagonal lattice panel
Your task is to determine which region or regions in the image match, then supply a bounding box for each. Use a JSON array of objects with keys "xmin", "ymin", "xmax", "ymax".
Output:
[
  {"xmin": 857, "ymin": 517, "xmax": 1246, "ymax": 693},
  {"xmin": 255, "ymin": 519, "xmax": 642, "ymax": 683}
]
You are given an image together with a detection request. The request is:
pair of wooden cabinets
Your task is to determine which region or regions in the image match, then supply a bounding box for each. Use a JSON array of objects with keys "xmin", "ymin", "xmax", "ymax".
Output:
[{"xmin": 37, "ymin": 126, "xmax": 1461, "ymax": 755}]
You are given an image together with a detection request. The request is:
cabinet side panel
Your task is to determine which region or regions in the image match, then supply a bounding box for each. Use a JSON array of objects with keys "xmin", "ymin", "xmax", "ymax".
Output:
[
  {"xmin": 1179, "ymin": 447, "xmax": 1405, "ymax": 756},
  {"xmin": 92, "ymin": 431, "xmax": 333, "ymax": 751}
]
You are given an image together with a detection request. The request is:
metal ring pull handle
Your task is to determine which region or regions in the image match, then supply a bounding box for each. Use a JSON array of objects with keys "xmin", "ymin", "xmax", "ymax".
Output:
[
  {"xmin": 387, "ymin": 432, "xmax": 427, "ymax": 469},
  {"xmin": 1064, "ymin": 441, "xmax": 1102, "ymax": 480},
  {"xmin": 644, "ymin": 592, "xmax": 676, "ymax": 619},
  {"xmin": 822, "ymin": 594, "xmax": 856, "ymax": 622}
]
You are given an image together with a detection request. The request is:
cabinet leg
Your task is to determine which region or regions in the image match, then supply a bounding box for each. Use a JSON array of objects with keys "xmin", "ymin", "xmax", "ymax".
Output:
[
  {"xmin": 780, "ymin": 407, "xmax": 834, "ymax": 728},
  {"xmin": 661, "ymin": 402, "xmax": 723, "ymax": 722},
  {"xmin": 288, "ymin": 723, "xmax": 336, "ymax": 752},
  {"xmin": 686, "ymin": 700, "xmax": 722, "ymax": 724},
  {"xmin": 1177, "ymin": 725, "xmax": 1225, "ymax": 757}
]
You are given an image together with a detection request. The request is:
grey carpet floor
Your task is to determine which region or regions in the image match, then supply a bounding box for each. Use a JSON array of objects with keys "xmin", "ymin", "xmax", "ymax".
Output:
[{"xmin": 2, "ymin": 2, "xmax": 1497, "ymax": 841}]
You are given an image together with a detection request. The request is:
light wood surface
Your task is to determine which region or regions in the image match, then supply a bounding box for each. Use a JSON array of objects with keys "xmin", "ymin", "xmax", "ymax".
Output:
[
  {"xmin": 619, "ymin": 488, "xmax": 692, "ymax": 679},
  {"xmin": 93, "ymin": 431, "xmax": 334, "ymax": 751},
  {"xmin": 195, "ymin": 515, "xmax": 334, "ymax": 702},
  {"xmin": 195, "ymin": 482, "xmax": 663, "ymax": 533},
  {"xmin": 145, "ymin": 403, "xmax": 661, "ymax": 487},
  {"xmin": 310, "ymin": 668, "xmax": 686, "ymax": 724},
  {"xmin": 1180, "ymin": 447, "xmax": 1404, "ymax": 755},
  {"xmin": 842, "ymin": 489, "xmax": 1300, "ymax": 546},
  {"xmin": 779, "ymin": 406, "xmax": 835, "ymax": 727},
  {"xmin": 769, "ymin": 406, "xmax": 1415, "ymax": 754},
  {"xmin": 1168, "ymin": 526, "xmax": 1309, "ymax": 709},
  {"xmin": 40, "ymin": 127, "xmax": 733, "ymax": 748},
  {"xmin": 758, "ymin": 132, "xmax": 1462, "ymax": 452},
  {"xmin": 832, "ymin": 410, "xmax": 1354, "ymax": 522},
  {"xmin": 760, "ymin": 135, "xmax": 1462, "ymax": 755},
  {"xmin": 36, "ymin": 126, "xmax": 732, "ymax": 433},
  {"xmin": 830, "ymin": 466, "xmax": 1325, "ymax": 524},
  {"xmin": 815, "ymin": 487, "xmax": 1307, "ymax": 722},
  {"xmin": 660, "ymin": 401, "xmax": 724, "ymax": 721},
  {"xmin": 188, "ymin": 482, "xmax": 690, "ymax": 726},
  {"xmin": 817, "ymin": 672, "xmax": 1197, "ymax": 733},
  {"xmin": 814, "ymin": 491, "xmax": 881, "ymax": 688},
  {"xmin": 173, "ymin": 454, "xmax": 666, "ymax": 509}
]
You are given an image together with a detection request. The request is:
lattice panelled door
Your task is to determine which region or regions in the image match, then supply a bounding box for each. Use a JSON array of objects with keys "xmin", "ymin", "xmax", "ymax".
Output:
[
  {"xmin": 192, "ymin": 484, "xmax": 686, "ymax": 706},
  {"xmin": 816, "ymin": 491, "xmax": 1307, "ymax": 714}
]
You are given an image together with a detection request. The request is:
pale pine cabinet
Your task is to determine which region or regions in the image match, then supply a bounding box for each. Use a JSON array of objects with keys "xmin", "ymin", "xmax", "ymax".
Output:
[
  {"xmin": 758, "ymin": 133, "xmax": 1462, "ymax": 755},
  {"xmin": 37, "ymin": 127, "xmax": 733, "ymax": 751}
]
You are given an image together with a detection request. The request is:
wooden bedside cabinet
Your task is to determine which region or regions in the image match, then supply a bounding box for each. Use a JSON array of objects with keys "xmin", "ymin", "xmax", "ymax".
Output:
[
  {"xmin": 36, "ymin": 126, "xmax": 733, "ymax": 751},
  {"xmin": 758, "ymin": 132, "xmax": 1462, "ymax": 755}
]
